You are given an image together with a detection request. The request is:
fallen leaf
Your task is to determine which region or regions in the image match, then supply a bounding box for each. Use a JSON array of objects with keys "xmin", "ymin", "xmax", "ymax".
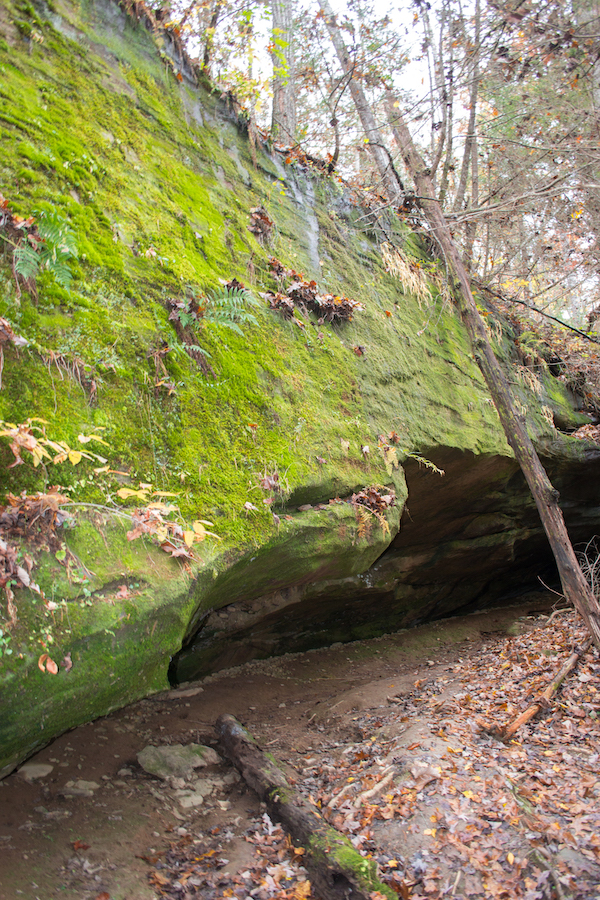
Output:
[{"xmin": 73, "ymin": 839, "xmax": 91, "ymax": 850}]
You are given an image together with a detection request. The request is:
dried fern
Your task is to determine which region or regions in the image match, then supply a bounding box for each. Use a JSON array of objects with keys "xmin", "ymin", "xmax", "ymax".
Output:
[{"xmin": 381, "ymin": 243, "xmax": 431, "ymax": 306}]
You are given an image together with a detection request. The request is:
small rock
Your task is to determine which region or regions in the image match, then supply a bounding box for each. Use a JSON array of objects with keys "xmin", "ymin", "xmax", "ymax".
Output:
[
  {"xmin": 117, "ymin": 767, "xmax": 133, "ymax": 777},
  {"xmin": 60, "ymin": 787, "xmax": 94, "ymax": 798},
  {"xmin": 190, "ymin": 776, "xmax": 218, "ymax": 795},
  {"xmin": 137, "ymin": 743, "xmax": 220, "ymax": 780},
  {"xmin": 165, "ymin": 686, "xmax": 204, "ymax": 700},
  {"xmin": 175, "ymin": 790, "xmax": 206, "ymax": 809},
  {"xmin": 168, "ymin": 776, "xmax": 186, "ymax": 790},
  {"xmin": 60, "ymin": 779, "xmax": 100, "ymax": 798},
  {"xmin": 223, "ymin": 771, "xmax": 241, "ymax": 785},
  {"xmin": 17, "ymin": 764, "xmax": 54, "ymax": 782},
  {"xmin": 217, "ymin": 800, "xmax": 231, "ymax": 811},
  {"xmin": 74, "ymin": 780, "xmax": 100, "ymax": 791}
]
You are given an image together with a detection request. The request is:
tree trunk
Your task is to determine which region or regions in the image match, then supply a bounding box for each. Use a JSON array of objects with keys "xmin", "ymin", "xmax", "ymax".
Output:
[
  {"xmin": 202, "ymin": 0, "xmax": 222, "ymax": 76},
  {"xmin": 215, "ymin": 714, "xmax": 393, "ymax": 900},
  {"xmin": 270, "ymin": 0, "xmax": 297, "ymax": 143},
  {"xmin": 453, "ymin": 0, "xmax": 480, "ymax": 214},
  {"xmin": 385, "ymin": 95, "xmax": 600, "ymax": 650},
  {"xmin": 319, "ymin": 0, "xmax": 402, "ymax": 203}
]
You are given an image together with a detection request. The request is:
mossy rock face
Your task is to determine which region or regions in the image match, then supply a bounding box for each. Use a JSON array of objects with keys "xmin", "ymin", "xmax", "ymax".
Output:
[
  {"xmin": 0, "ymin": 0, "xmax": 593, "ymax": 775},
  {"xmin": 0, "ymin": 513, "xmax": 199, "ymax": 779}
]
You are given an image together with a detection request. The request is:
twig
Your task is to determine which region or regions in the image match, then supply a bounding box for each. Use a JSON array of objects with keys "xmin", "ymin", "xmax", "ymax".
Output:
[
  {"xmin": 542, "ymin": 607, "xmax": 572, "ymax": 627},
  {"xmin": 537, "ymin": 576, "xmax": 566, "ymax": 599},
  {"xmin": 477, "ymin": 281, "xmax": 600, "ymax": 345},
  {"xmin": 488, "ymin": 638, "xmax": 592, "ymax": 741},
  {"xmin": 531, "ymin": 850, "xmax": 571, "ymax": 900},
  {"xmin": 326, "ymin": 781, "xmax": 355, "ymax": 809},
  {"xmin": 352, "ymin": 769, "xmax": 394, "ymax": 808}
]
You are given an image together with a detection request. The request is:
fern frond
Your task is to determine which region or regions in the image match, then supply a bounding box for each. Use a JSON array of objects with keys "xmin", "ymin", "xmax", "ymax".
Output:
[
  {"xmin": 47, "ymin": 260, "xmax": 73, "ymax": 289},
  {"xmin": 203, "ymin": 287, "xmax": 258, "ymax": 333},
  {"xmin": 13, "ymin": 243, "xmax": 40, "ymax": 280}
]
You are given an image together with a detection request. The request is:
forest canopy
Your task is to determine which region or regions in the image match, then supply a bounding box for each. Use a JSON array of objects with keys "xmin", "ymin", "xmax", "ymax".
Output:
[{"xmin": 145, "ymin": 0, "xmax": 600, "ymax": 330}]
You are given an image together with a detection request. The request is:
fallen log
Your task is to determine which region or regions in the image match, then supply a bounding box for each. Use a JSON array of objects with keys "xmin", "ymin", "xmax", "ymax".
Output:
[
  {"xmin": 484, "ymin": 638, "xmax": 591, "ymax": 741},
  {"xmin": 215, "ymin": 713, "xmax": 394, "ymax": 900}
]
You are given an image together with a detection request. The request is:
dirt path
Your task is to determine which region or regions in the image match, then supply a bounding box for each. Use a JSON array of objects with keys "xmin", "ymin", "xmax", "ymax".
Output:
[{"xmin": 1, "ymin": 598, "xmax": 599, "ymax": 900}]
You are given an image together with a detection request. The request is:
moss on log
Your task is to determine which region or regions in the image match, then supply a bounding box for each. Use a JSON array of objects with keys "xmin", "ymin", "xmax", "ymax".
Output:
[{"xmin": 216, "ymin": 713, "xmax": 395, "ymax": 900}]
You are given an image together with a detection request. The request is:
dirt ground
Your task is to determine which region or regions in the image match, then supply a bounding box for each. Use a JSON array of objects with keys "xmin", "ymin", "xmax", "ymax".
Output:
[{"xmin": 1, "ymin": 597, "xmax": 599, "ymax": 900}]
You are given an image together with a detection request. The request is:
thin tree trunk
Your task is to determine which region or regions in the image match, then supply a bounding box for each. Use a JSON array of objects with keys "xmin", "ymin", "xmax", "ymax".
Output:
[
  {"xmin": 421, "ymin": 0, "xmax": 449, "ymax": 182},
  {"xmin": 319, "ymin": 0, "xmax": 402, "ymax": 203},
  {"xmin": 320, "ymin": 2, "xmax": 600, "ymax": 649},
  {"xmin": 202, "ymin": 0, "xmax": 222, "ymax": 75},
  {"xmin": 270, "ymin": 0, "xmax": 297, "ymax": 143},
  {"xmin": 437, "ymin": 8, "xmax": 455, "ymax": 205},
  {"xmin": 385, "ymin": 95, "xmax": 600, "ymax": 650},
  {"xmin": 454, "ymin": 0, "xmax": 480, "ymax": 213}
]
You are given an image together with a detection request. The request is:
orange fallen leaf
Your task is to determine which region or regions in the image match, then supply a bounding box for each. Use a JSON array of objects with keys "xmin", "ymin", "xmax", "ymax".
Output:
[{"xmin": 38, "ymin": 653, "xmax": 58, "ymax": 674}]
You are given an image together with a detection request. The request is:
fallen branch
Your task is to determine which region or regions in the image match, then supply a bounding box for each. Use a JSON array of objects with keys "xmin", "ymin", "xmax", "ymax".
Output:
[
  {"xmin": 352, "ymin": 769, "xmax": 394, "ymax": 809},
  {"xmin": 484, "ymin": 638, "xmax": 592, "ymax": 741},
  {"xmin": 215, "ymin": 714, "xmax": 394, "ymax": 900}
]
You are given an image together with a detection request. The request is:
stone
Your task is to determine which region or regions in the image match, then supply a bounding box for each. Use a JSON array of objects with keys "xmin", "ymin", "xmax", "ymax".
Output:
[
  {"xmin": 164, "ymin": 687, "xmax": 204, "ymax": 700},
  {"xmin": 175, "ymin": 790, "xmax": 206, "ymax": 809},
  {"xmin": 137, "ymin": 743, "xmax": 220, "ymax": 780},
  {"xmin": 17, "ymin": 764, "xmax": 54, "ymax": 782},
  {"xmin": 60, "ymin": 779, "xmax": 100, "ymax": 798}
]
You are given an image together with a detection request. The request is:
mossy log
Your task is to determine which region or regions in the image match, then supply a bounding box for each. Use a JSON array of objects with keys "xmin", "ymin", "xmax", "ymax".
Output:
[{"xmin": 215, "ymin": 713, "xmax": 394, "ymax": 900}]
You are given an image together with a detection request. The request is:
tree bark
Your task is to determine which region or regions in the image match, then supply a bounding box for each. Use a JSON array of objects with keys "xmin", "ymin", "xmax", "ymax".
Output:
[
  {"xmin": 270, "ymin": 0, "xmax": 297, "ymax": 143},
  {"xmin": 384, "ymin": 95, "xmax": 600, "ymax": 650},
  {"xmin": 201, "ymin": 0, "xmax": 222, "ymax": 76},
  {"xmin": 216, "ymin": 714, "xmax": 393, "ymax": 900},
  {"xmin": 319, "ymin": 0, "xmax": 402, "ymax": 204}
]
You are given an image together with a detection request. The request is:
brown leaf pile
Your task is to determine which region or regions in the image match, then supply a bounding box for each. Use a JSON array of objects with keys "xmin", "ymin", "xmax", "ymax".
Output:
[
  {"xmin": 265, "ymin": 258, "xmax": 363, "ymax": 324},
  {"xmin": 0, "ymin": 489, "xmax": 69, "ymax": 625},
  {"xmin": 351, "ymin": 487, "xmax": 396, "ymax": 515},
  {"xmin": 145, "ymin": 815, "xmax": 311, "ymax": 900},
  {"xmin": 572, "ymin": 423, "xmax": 600, "ymax": 443},
  {"xmin": 301, "ymin": 610, "xmax": 600, "ymax": 899},
  {"xmin": 248, "ymin": 207, "xmax": 274, "ymax": 244}
]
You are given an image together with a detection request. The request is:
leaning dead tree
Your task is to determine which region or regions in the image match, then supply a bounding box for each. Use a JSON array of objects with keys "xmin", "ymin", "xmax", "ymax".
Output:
[
  {"xmin": 319, "ymin": 2, "xmax": 600, "ymax": 651},
  {"xmin": 216, "ymin": 714, "xmax": 393, "ymax": 900}
]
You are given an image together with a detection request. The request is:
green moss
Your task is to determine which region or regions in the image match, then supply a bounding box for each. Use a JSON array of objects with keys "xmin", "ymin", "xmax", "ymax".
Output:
[
  {"xmin": 0, "ymin": 0, "xmax": 586, "ymax": 776},
  {"xmin": 307, "ymin": 830, "xmax": 395, "ymax": 899}
]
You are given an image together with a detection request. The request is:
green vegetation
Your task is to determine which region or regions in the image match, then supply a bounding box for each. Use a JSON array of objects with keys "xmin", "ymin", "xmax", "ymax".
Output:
[{"xmin": 0, "ymin": 0, "xmax": 581, "ymax": 777}]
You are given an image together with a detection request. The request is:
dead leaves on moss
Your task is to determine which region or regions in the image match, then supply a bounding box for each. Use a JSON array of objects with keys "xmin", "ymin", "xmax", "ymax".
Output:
[
  {"xmin": 0, "ymin": 419, "xmax": 109, "ymax": 469},
  {"xmin": 265, "ymin": 257, "xmax": 363, "ymax": 324},
  {"xmin": 126, "ymin": 502, "xmax": 220, "ymax": 561},
  {"xmin": 248, "ymin": 207, "xmax": 274, "ymax": 244},
  {"xmin": 0, "ymin": 488, "xmax": 70, "ymax": 626}
]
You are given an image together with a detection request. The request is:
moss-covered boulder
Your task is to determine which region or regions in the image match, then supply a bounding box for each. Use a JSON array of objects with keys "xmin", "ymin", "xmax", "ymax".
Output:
[{"xmin": 0, "ymin": 0, "xmax": 597, "ymax": 776}]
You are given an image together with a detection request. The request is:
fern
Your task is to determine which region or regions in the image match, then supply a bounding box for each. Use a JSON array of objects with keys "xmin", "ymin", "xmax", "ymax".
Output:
[
  {"xmin": 13, "ymin": 243, "xmax": 39, "ymax": 280},
  {"xmin": 202, "ymin": 287, "xmax": 259, "ymax": 334},
  {"xmin": 13, "ymin": 209, "xmax": 77, "ymax": 290}
]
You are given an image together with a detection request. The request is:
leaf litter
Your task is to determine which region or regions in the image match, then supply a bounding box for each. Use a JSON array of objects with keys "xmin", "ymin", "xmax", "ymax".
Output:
[
  {"xmin": 136, "ymin": 609, "xmax": 600, "ymax": 900},
  {"xmin": 2, "ymin": 604, "xmax": 599, "ymax": 900}
]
